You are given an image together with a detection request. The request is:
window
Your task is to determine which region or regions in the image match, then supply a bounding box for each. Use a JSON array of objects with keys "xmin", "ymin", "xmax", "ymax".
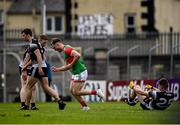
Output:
[
  {"xmin": 46, "ymin": 16, "xmax": 62, "ymax": 34},
  {"xmin": 0, "ymin": 10, "xmax": 3, "ymax": 37},
  {"xmin": 47, "ymin": 18, "xmax": 52, "ymax": 31},
  {"xmin": 74, "ymin": 2, "xmax": 78, "ymax": 8},
  {"xmin": 124, "ymin": 13, "xmax": 136, "ymax": 34},
  {"xmin": 55, "ymin": 17, "xmax": 61, "ymax": 31}
]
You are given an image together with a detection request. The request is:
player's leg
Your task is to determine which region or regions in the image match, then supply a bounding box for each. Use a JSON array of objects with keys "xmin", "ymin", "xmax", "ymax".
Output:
[
  {"xmin": 30, "ymin": 84, "xmax": 39, "ymax": 110},
  {"xmin": 72, "ymin": 83, "xmax": 105, "ymax": 100},
  {"xmin": 25, "ymin": 66, "xmax": 39, "ymax": 110},
  {"xmin": 133, "ymin": 85, "xmax": 152, "ymax": 110},
  {"xmin": 72, "ymin": 82, "xmax": 96, "ymax": 95},
  {"xmin": 128, "ymin": 81, "xmax": 137, "ymax": 100},
  {"xmin": 40, "ymin": 77, "xmax": 60, "ymax": 100},
  {"xmin": 72, "ymin": 70, "xmax": 105, "ymax": 100},
  {"xmin": 22, "ymin": 76, "xmax": 37, "ymax": 110},
  {"xmin": 70, "ymin": 81, "xmax": 89, "ymax": 110},
  {"xmin": 20, "ymin": 74, "xmax": 26, "ymax": 108},
  {"xmin": 123, "ymin": 91, "xmax": 138, "ymax": 106},
  {"xmin": 19, "ymin": 66, "xmax": 27, "ymax": 108},
  {"xmin": 39, "ymin": 77, "xmax": 66, "ymax": 110},
  {"xmin": 123, "ymin": 82, "xmax": 138, "ymax": 106},
  {"xmin": 133, "ymin": 85, "xmax": 149, "ymax": 97}
]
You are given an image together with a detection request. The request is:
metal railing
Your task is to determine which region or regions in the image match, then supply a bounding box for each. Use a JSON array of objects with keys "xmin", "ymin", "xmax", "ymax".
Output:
[{"xmin": 1, "ymin": 32, "xmax": 179, "ymax": 56}]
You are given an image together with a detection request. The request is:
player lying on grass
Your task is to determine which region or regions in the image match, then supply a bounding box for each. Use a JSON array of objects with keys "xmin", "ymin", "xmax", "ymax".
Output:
[
  {"xmin": 124, "ymin": 77, "xmax": 174, "ymax": 110},
  {"xmin": 123, "ymin": 81, "xmax": 159, "ymax": 106}
]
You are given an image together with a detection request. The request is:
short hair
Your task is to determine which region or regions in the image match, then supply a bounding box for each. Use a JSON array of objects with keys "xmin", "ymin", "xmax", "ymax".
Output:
[
  {"xmin": 157, "ymin": 78, "xmax": 169, "ymax": 89},
  {"xmin": 39, "ymin": 34, "xmax": 48, "ymax": 40},
  {"xmin": 51, "ymin": 38, "xmax": 63, "ymax": 45},
  {"xmin": 21, "ymin": 28, "xmax": 32, "ymax": 36}
]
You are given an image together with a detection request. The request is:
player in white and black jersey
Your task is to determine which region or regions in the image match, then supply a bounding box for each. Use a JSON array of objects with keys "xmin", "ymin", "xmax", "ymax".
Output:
[
  {"xmin": 19, "ymin": 45, "xmax": 39, "ymax": 110},
  {"xmin": 125, "ymin": 77, "xmax": 174, "ymax": 110},
  {"xmin": 20, "ymin": 28, "xmax": 66, "ymax": 110}
]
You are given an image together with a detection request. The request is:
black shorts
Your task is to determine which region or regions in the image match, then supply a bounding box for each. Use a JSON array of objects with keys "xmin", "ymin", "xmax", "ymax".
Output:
[
  {"xmin": 140, "ymin": 98, "xmax": 152, "ymax": 110},
  {"xmin": 19, "ymin": 66, "xmax": 32, "ymax": 76},
  {"xmin": 29, "ymin": 67, "xmax": 48, "ymax": 78},
  {"xmin": 19, "ymin": 66, "xmax": 22, "ymax": 75}
]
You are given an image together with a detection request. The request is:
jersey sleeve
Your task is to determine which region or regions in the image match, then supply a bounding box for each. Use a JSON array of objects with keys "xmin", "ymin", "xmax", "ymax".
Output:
[
  {"xmin": 28, "ymin": 43, "xmax": 39, "ymax": 53},
  {"xmin": 64, "ymin": 47, "xmax": 73, "ymax": 56},
  {"xmin": 148, "ymin": 91, "xmax": 157, "ymax": 100}
]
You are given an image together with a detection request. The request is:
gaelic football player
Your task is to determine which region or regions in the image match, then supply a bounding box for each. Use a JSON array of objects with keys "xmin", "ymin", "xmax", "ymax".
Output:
[{"xmin": 51, "ymin": 38, "xmax": 105, "ymax": 110}]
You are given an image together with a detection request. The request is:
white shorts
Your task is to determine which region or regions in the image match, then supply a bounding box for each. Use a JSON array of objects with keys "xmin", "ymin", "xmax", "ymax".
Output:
[{"xmin": 71, "ymin": 70, "xmax": 88, "ymax": 82}]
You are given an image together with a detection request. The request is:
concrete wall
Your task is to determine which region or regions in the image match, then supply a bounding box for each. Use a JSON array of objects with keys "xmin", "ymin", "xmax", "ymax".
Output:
[
  {"xmin": 6, "ymin": 13, "xmax": 65, "ymax": 35},
  {"xmin": 0, "ymin": 0, "xmax": 12, "ymax": 10},
  {"xmin": 71, "ymin": 0, "xmax": 147, "ymax": 34},
  {"xmin": 155, "ymin": 0, "xmax": 180, "ymax": 32}
]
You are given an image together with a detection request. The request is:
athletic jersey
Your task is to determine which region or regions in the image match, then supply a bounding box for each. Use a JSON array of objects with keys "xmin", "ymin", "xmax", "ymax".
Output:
[
  {"xmin": 63, "ymin": 45, "xmax": 87, "ymax": 75},
  {"xmin": 149, "ymin": 91, "xmax": 174, "ymax": 110},
  {"xmin": 27, "ymin": 39, "xmax": 46, "ymax": 67}
]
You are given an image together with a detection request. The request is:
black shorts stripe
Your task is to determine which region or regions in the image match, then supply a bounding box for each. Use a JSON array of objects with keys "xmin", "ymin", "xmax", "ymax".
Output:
[
  {"xmin": 28, "ymin": 67, "xmax": 48, "ymax": 78},
  {"xmin": 19, "ymin": 66, "xmax": 32, "ymax": 76}
]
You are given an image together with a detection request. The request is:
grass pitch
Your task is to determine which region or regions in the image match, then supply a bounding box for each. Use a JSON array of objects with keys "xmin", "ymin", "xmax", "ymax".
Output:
[{"xmin": 0, "ymin": 101, "xmax": 180, "ymax": 124}]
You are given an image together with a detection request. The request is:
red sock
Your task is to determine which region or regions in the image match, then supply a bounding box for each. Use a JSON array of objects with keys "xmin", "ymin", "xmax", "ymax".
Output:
[
  {"xmin": 80, "ymin": 101, "xmax": 87, "ymax": 107},
  {"xmin": 91, "ymin": 90, "xmax": 97, "ymax": 95}
]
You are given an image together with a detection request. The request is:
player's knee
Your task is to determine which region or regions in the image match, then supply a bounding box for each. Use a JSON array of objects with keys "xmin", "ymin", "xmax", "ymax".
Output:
[
  {"xmin": 73, "ymin": 91, "xmax": 81, "ymax": 96},
  {"xmin": 31, "ymin": 86, "xmax": 36, "ymax": 91},
  {"xmin": 71, "ymin": 89, "xmax": 77, "ymax": 95},
  {"xmin": 70, "ymin": 89, "xmax": 74, "ymax": 95},
  {"xmin": 24, "ymin": 84, "xmax": 30, "ymax": 90},
  {"xmin": 43, "ymin": 86, "xmax": 49, "ymax": 93},
  {"xmin": 134, "ymin": 85, "xmax": 141, "ymax": 93}
]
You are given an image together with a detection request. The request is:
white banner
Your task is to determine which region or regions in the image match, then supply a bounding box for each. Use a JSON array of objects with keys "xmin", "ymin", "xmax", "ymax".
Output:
[
  {"xmin": 82, "ymin": 80, "xmax": 106, "ymax": 102},
  {"xmin": 77, "ymin": 14, "xmax": 114, "ymax": 36}
]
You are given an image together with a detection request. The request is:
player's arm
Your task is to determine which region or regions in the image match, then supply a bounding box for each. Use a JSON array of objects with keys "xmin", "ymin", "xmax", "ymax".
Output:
[
  {"xmin": 23, "ymin": 53, "xmax": 32, "ymax": 68},
  {"xmin": 34, "ymin": 49, "xmax": 44, "ymax": 75},
  {"xmin": 148, "ymin": 91, "xmax": 158, "ymax": 100},
  {"xmin": 21, "ymin": 53, "xmax": 31, "ymax": 71},
  {"xmin": 23, "ymin": 59, "xmax": 32, "ymax": 69},
  {"xmin": 52, "ymin": 50, "xmax": 80, "ymax": 72},
  {"xmin": 21, "ymin": 53, "xmax": 31, "ymax": 81}
]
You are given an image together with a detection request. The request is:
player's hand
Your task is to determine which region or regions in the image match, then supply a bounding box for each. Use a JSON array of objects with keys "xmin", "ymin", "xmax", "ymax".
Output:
[
  {"xmin": 21, "ymin": 71, "xmax": 27, "ymax": 81},
  {"xmin": 51, "ymin": 66, "xmax": 59, "ymax": 72},
  {"xmin": 21, "ymin": 66, "xmax": 26, "ymax": 71},
  {"xmin": 38, "ymin": 67, "xmax": 44, "ymax": 76}
]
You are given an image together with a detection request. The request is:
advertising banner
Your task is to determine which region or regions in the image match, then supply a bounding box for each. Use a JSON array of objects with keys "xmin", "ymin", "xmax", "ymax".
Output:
[
  {"xmin": 168, "ymin": 79, "xmax": 180, "ymax": 101},
  {"xmin": 107, "ymin": 80, "xmax": 154, "ymax": 101},
  {"xmin": 83, "ymin": 80, "xmax": 106, "ymax": 102},
  {"xmin": 107, "ymin": 79, "xmax": 180, "ymax": 101}
]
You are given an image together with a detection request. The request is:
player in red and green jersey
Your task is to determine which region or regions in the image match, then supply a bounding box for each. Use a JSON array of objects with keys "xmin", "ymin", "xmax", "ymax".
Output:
[{"xmin": 51, "ymin": 38, "xmax": 105, "ymax": 110}]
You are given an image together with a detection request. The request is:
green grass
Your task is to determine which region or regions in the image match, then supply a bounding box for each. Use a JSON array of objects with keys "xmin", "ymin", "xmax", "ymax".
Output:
[{"xmin": 0, "ymin": 101, "xmax": 180, "ymax": 124}]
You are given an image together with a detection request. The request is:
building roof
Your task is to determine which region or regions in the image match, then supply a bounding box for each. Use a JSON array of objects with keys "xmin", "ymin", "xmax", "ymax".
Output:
[{"xmin": 8, "ymin": 0, "xmax": 65, "ymax": 14}]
